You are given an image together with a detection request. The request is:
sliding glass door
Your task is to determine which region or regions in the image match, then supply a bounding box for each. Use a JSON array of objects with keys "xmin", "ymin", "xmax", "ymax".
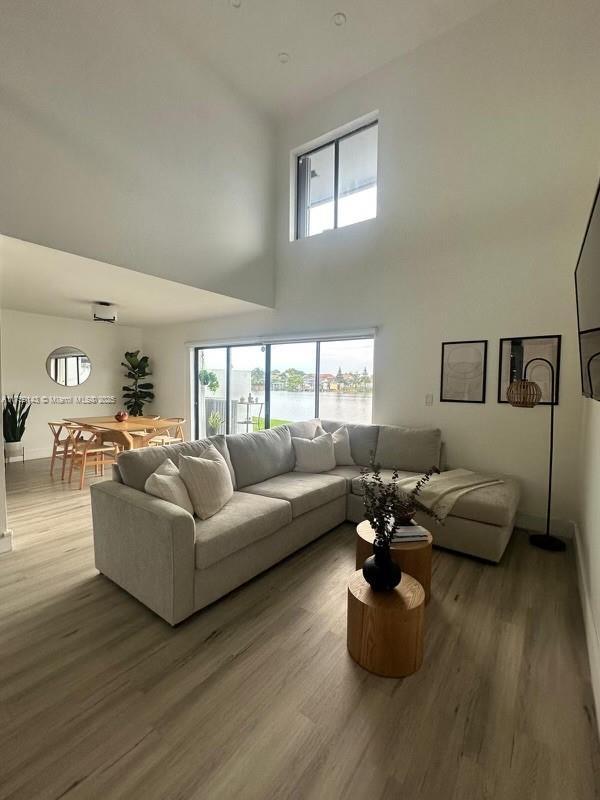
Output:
[
  {"xmin": 270, "ymin": 341, "xmax": 317, "ymax": 426},
  {"xmin": 194, "ymin": 337, "xmax": 374, "ymax": 438}
]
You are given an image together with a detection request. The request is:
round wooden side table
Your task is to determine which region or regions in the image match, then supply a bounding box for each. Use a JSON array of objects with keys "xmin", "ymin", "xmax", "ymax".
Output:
[
  {"xmin": 355, "ymin": 520, "xmax": 433, "ymax": 604},
  {"xmin": 347, "ymin": 570, "xmax": 425, "ymax": 678}
]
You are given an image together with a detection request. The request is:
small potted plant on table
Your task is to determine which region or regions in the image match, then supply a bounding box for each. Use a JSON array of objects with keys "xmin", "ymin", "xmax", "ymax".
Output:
[{"xmin": 360, "ymin": 458, "xmax": 440, "ymax": 591}]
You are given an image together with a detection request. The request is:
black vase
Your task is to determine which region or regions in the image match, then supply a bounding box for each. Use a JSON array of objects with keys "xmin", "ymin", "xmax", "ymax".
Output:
[{"xmin": 362, "ymin": 539, "xmax": 402, "ymax": 591}]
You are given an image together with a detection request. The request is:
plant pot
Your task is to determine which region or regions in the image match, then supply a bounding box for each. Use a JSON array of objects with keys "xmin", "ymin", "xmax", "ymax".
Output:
[
  {"xmin": 362, "ymin": 539, "xmax": 402, "ymax": 592},
  {"xmin": 4, "ymin": 441, "xmax": 24, "ymax": 463},
  {"xmin": 208, "ymin": 427, "xmax": 220, "ymax": 437}
]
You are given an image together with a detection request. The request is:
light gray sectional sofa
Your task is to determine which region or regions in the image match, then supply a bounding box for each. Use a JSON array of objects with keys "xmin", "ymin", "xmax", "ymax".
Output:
[{"xmin": 90, "ymin": 419, "xmax": 520, "ymax": 625}]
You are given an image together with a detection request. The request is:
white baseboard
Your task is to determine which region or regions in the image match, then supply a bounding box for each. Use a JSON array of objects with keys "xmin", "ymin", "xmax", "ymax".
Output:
[
  {"xmin": 573, "ymin": 522, "xmax": 600, "ymax": 739},
  {"xmin": 515, "ymin": 511, "xmax": 575, "ymax": 538},
  {"xmin": 0, "ymin": 530, "xmax": 13, "ymax": 555}
]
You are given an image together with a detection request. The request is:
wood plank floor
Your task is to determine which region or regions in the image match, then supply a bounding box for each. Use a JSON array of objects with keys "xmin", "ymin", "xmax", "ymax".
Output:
[{"xmin": 1, "ymin": 458, "xmax": 599, "ymax": 799}]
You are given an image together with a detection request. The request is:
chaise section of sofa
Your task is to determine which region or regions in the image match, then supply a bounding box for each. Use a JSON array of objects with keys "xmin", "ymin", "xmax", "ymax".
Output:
[{"xmin": 91, "ymin": 419, "xmax": 521, "ymax": 625}]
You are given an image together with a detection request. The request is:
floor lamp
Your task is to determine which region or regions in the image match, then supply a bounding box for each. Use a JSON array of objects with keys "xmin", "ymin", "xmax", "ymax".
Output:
[{"xmin": 507, "ymin": 357, "xmax": 565, "ymax": 552}]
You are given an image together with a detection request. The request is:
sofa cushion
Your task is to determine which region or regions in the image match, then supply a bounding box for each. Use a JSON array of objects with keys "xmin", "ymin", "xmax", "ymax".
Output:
[
  {"xmin": 331, "ymin": 425, "xmax": 355, "ymax": 466},
  {"xmin": 227, "ymin": 427, "xmax": 295, "ymax": 489},
  {"xmin": 118, "ymin": 435, "xmax": 236, "ymax": 492},
  {"xmin": 293, "ymin": 433, "xmax": 336, "ymax": 473},
  {"xmin": 180, "ymin": 448, "xmax": 234, "ymax": 520},
  {"xmin": 194, "ymin": 492, "xmax": 292, "ymax": 569},
  {"xmin": 144, "ymin": 458, "xmax": 194, "ymax": 515},
  {"xmin": 374, "ymin": 425, "xmax": 442, "ymax": 472},
  {"xmin": 286, "ymin": 419, "xmax": 322, "ymax": 439},
  {"xmin": 319, "ymin": 420, "xmax": 379, "ymax": 466},
  {"xmin": 241, "ymin": 473, "xmax": 346, "ymax": 518},
  {"xmin": 351, "ymin": 469, "xmax": 420, "ymax": 496},
  {"xmin": 449, "ymin": 477, "xmax": 520, "ymax": 527},
  {"xmin": 326, "ymin": 466, "xmax": 363, "ymax": 489}
]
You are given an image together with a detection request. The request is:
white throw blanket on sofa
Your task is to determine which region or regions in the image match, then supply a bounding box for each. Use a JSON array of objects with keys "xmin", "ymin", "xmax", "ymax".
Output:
[{"xmin": 395, "ymin": 468, "xmax": 504, "ymax": 521}]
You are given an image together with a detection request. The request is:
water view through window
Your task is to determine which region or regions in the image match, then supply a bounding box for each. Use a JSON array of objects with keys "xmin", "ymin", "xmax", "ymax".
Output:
[{"xmin": 194, "ymin": 337, "xmax": 374, "ymax": 437}]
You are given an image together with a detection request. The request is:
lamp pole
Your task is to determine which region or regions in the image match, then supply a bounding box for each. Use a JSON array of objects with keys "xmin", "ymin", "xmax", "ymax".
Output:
[{"xmin": 523, "ymin": 357, "xmax": 565, "ymax": 552}]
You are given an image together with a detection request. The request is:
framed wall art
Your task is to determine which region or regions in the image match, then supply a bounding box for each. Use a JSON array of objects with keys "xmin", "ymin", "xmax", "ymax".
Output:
[
  {"xmin": 440, "ymin": 340, "xmax": 488, "ymax": 403},
  {"xmin": 497, "ymin": 335, "xmax": 561, "ymax": 405}
]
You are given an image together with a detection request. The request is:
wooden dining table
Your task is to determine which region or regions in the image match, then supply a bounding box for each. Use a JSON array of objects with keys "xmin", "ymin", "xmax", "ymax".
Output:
[{"xmin": 63, "ymin": 416, "xmax": 174, "ymax": 450}]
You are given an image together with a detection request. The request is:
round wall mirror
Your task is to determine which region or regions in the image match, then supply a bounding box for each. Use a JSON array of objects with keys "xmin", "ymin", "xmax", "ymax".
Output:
[{"xmin": 46, "ymin": 346, "xmax": 92, "ymax": 387}]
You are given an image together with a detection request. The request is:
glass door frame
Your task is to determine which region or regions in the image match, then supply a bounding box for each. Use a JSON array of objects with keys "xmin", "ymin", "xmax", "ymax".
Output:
[{"xmin": 193, "ymin": 345, "xmax": 231, "ymax": 439}]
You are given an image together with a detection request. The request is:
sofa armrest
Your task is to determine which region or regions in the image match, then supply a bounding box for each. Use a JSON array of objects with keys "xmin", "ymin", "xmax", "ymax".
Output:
[{"xmin": 90, "ymin": 481, "xmax": 195, "ymax": 625}]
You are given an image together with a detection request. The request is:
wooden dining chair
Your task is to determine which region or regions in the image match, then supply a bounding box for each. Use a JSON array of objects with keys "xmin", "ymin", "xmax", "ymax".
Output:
[
  {"xmin": 66, "ymin": 425, "xmax": 119, "ymax": 490},
  {"xmin": 48, "ymin": 421, "xmax": 71, "ymax": 479},
  {"xmin": 127, "ymin": 414, "xmax": 163, "ymax": 444},
  {"xmin": 148, "ymin": 418, "xmax": 186, "ymax": 447}
]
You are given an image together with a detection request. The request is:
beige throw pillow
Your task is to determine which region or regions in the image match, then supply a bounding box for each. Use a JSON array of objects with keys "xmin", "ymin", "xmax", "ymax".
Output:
[
  {"xmin": 144, "ymin": 458, "xmax": 194, "ymax": 515},
  {"xmin": 293, "ymin": 433, "xmax": 336, "ymax": 473},
  {"xmin": 331, "ymin": 425, "xmax": 355, "ymax": 466},
  {"xmin": 179, "ymin": 445, "xmax": 234, "ymax": 520}
]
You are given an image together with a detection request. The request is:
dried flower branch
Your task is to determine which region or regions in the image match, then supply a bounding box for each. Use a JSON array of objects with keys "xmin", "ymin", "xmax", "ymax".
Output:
[{"xmin": 360, "ymin": 453, "xmax": 441, "ymax": 546}]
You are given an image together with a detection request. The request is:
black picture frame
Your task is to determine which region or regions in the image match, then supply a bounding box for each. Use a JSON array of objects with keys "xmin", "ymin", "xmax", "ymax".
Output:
[
  {"xmin": 440, "ymin": 340, "xmax": 488, "ymax": 403},
  {"xmin": 497, "ymin": 335, "xmax": 562, "ymax": 405}
]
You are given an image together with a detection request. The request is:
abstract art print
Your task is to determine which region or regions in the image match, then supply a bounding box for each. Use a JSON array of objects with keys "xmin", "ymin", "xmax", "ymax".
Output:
[
  {"xmin": 440, "ymin": 340, "xmax": 487, "ymax": 403},
  {"xmin": 498, "ymin": 335, "xmax": 561, "ymax": 405}
]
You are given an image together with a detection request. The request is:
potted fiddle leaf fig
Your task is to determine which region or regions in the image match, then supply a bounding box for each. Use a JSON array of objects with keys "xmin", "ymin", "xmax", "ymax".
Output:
[
  {"xmin": 121, "ymin": 351, "xmax": 155, "ymax": 416},
  {"xmin": 3, "ymin": 393, "xmax": 31, "ymax": 462}
]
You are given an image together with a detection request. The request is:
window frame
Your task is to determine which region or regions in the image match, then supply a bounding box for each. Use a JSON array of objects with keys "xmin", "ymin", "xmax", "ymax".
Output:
[
  {"xmin": 193, "ymin": 334, "xmax": 374, "ymax": 438},
  {"xmin": 295, "ymin": 119, "xmax": 378, "ymax": 241}
]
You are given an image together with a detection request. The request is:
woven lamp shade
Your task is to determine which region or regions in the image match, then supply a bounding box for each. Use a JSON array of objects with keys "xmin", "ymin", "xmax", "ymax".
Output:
[{"xmin": 507, "ymin": 380, "xmax": 542, "ymax": 408}]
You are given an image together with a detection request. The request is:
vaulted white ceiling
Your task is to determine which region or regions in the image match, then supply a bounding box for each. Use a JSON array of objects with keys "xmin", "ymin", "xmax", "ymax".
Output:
[
  {"xmin": 0, "ymin": 0, "xmax": 499, "ymax": 320},
  {"xmin": 2, "ymin": 0, "xmax": 499, "ymax": 119},
  {"xmin": 180, "ymin": 0, "xmax": 500, "ymax": 116}
]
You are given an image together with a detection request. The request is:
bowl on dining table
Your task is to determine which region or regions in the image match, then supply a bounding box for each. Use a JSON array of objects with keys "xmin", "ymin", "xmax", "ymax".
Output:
[{"xmin": 115, "ymin": 411, "xmax": 129, "ymax": 422}]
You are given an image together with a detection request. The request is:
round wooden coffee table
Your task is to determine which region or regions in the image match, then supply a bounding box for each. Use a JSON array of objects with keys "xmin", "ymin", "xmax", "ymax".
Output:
[
  {"xmin": 355, "ymin": 520, "xmax": 433, "ymax": 603},
  {"xmin": 347, "ymin": 570, "xmax": 425, "ymax": 677}
]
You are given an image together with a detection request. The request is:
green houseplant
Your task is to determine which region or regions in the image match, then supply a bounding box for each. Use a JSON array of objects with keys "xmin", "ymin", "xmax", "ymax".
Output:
[
  {"xmin": 359, "ymin": 456, "xmax": 440, "ymax": 591},
  {"xmin": 199, "ymin": 369, "xmax": 219, "ymax": 394},
  {"xmin": 121, "ymin": 351, "xmax": 155, "ymax": 416},
  {"xmin": 3, "ymin": 393, "xmax": 32, "ymax": 461},
  {"xmin": 207, "ymin": 410, "xmax": 224, "ymax": 436}
]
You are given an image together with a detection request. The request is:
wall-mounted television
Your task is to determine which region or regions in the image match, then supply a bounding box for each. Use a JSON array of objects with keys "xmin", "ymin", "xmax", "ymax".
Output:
[{"xmin": 575, "ymin": 178, "xmax": 600, "ymax": 400}]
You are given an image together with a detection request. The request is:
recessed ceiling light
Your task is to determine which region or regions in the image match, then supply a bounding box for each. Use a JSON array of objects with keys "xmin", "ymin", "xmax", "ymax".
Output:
[
  {"xmin": 230, "ymin": 0, "xmax": 241, "ymax": 8},
  {"xmin": 333, "ymin": 12, "xmax": 347, "ymax": 26},
  {"xmin": 278, "ymin": 52, "xmax": 290, "ymax": 64}
]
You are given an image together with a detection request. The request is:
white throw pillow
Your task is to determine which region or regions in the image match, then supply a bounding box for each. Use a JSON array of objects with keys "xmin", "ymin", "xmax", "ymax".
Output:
[
  {"xmin": 144, "ymin": 458, "xmax": 194, "ymax": 515},
  {"xmin": 179, "ymin": 445, "xmax": 234, "ymax": 520},
  {"xmin": 332, "ymin": 425, "xmax": 355, "ymax": 466},
  {"xmin": 293, "ymin": 433, "xmax": 336, "ymax": 473}
]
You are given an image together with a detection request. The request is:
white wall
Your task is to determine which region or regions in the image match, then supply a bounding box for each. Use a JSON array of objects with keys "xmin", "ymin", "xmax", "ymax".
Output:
[
  {"xmin": 0, "ymin": 304, "xmax": 9, "ymax": 546},
  {"xmin": 143, "ymin": 0, "xmax": 600, "ymax": 528},
  {"xmin": 0, "ymin": 2, "xmax": 275, "ymax": 306},
  {"xmin": 1, "ymin": 310, "xmax": 142, "ymax": 460}
]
